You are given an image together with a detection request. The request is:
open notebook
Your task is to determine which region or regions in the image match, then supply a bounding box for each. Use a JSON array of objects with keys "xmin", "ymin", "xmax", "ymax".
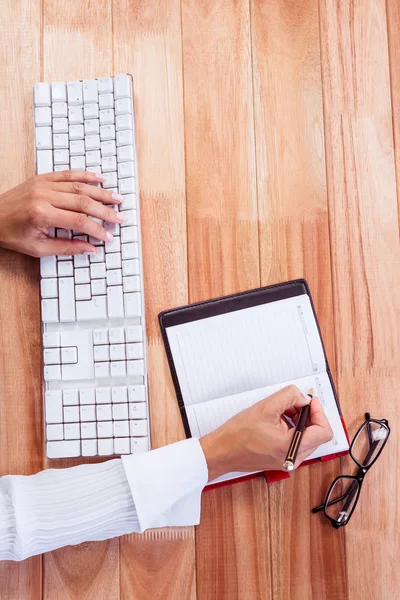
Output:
[{"xmin": 159, "ymin": 280, "xmax": 349, "ymax": 486}]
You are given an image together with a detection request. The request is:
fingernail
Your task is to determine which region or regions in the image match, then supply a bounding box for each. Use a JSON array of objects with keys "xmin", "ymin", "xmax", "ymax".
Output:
[
  {"xmin": 97, "ymin": 175, "xmax": 105, "ymax": 181},
  {"xmin": 116, "ymin": 213, "xmax": 126, "ymax": 223},
  {"xmin": 106, "ymin": 232, "xmax": 114, "ymax": 242},
  {"xmin": 84, "ymin": 251, "xmax": 98, "ymax": 255},
  {"xmin": 112, "ymin": 192, "xmax": 123, "ymax": 202}
]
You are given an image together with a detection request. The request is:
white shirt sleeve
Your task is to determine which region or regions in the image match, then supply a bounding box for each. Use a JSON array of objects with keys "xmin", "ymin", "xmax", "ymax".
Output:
[{"xmin": 0, "ymin": 438, "xmax": 208, "ymax": 562}]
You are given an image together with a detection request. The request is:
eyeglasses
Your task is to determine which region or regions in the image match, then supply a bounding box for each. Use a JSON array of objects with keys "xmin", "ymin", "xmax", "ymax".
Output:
[{"xmin": 312, "ymin": 413, "xmax": 390, "ymax": 528}]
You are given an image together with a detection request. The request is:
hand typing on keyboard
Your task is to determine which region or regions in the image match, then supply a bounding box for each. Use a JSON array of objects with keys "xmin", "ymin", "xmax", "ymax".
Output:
[{"xmin": 0, "ymin": 170, "xmax": 124, "ymax": 257}]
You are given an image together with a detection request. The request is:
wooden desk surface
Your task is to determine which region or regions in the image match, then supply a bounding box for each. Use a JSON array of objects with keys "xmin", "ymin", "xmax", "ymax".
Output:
[{"xmin": 1, "ymin": 1, "xmax": 399, "ymax": 598}]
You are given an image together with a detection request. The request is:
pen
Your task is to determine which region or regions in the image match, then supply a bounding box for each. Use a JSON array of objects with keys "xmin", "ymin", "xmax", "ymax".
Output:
[{"xmin": 283, "ymin": 389, "xmax": 313, "ymax": 472}]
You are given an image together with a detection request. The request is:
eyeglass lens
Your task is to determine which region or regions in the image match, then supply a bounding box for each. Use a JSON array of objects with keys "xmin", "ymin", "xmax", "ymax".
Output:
[
  {"xmin": 325, "ymin": 477, "xmax": 360, "ymax": 524},
  {"xmin": 351, "ymin": 420, "xmax": 389, "ymax": 467}
]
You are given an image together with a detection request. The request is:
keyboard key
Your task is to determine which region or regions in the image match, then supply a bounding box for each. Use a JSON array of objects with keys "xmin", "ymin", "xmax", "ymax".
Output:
[
  {"xmin": 115, "ymin": 98, "xmax": 132, "ymax": 115},
  {"xmin": 107, "ymin": 285, "xmax": 124, "ymax": 318},
  {"xmin": 84, "ymin": 103, "xmax": 99, "ymax": 119},
  {"xmin": 131, "ymin": 437, "xmax": 149, "ymax": 453},
  {"xmin": 67, "ymin": 80, "xmax": 83, "ymax": 105},
  {"xmin": 44, "ymin": 348, "xmax": 61, "ymax": 365},
  {"xmin": 53, "ymin": 133, "xmax": 69, "ymax": 148},
  {"xmin": 112, "ymin": 386, "xmax": 127, "ymax": 403},
  {"xmin": 76, "ymin": 295, "xmax": 107, "ymax": 320},
  {"xmin": 80, "ymin": 405, "xmax": 96, "ymax": 421},
  {"xmin": 100, "ymin": 124, "xmax": 116, "ymax": 140},
  {"xmin": 114, "ymin": 420, "xmax": 130, "ymax": 437},
  {"xmin": 129, "ymin": 403, "xmax": 147, "ymax": 419},
  {"xmin": 51, "ymin": 82, "xmax": 67, "ymax": 102},
  {"xmin": 97, "ymin": 404, "xmax": 112, "ymax": 420},
  {"xmin": 35, "ymin": 106, "xmax": 52, "ymax": 126},
  {"xmin": 71, "ymin": 156, "xmax": 86, "ymax": 170},
  {"xmin": 58, "ymin": 277, "xmax": 76, "ymax": 322},
  {"xmin": 85, "ymin": 119, "xmax": 100, "ymax": 135},
  {"xmin": 45, "ymin": 390, "xmax": 63, "ymax": 423},
  {"xmin": 34, "ymin": 82, "xmax": 51, "ymax": 106},
  {"xmin": 110, "ymin": 344, "xmax": 125, "ymax": 361},
  {"xmin": 90, "ymin": 247, "xmax": 105, "ymax": 263},
  {"xmin": 114, "ymin": 74, "xmax": 131, "ymax": 99},
  {"xmin": 130, "ymin": 420, "xmax": 148, "ymax": 437},
  {"xmin": 64, "ymin": 423, "xmax": 80, "ymax": 440},
  {"xmin": 93, "ymin": 329, "xmax": 108, "ymax": 345},
  {"xmin": 98, "ymin": 76, "xmax": 113, "ymax": 94},
  {"xmin": 118, "ymin": 161, "xmax": 135, "ymax": 179},
  {"xmin": 53, "ymin": 117, "xmax": 69, "ymax": 133},
  {"xmin": 114, "ymin": 438, "xmax": 131, "ymax": 454},
  {"xmin": 108, "ymin": 329, "xmax": 124, "ymax": 345},
  {"xmin": 107, "ymin": 269, "xmax": 122, "ymax": 286},
  {"xmin": 42, "ymin": 298, "xmax": 59, "ymax": 323},
  {"xmin": 103, "ymin": 171, "xmax": 117, "ymax": 188},
  {"xmin": 95, "ymin": 362, "xmax": 110, "ymax": 378},
  {"xmin": 125, "ymin": 327, "xmax": 142, "ymax": 344},
  {"xmin": 81, "ymin": 424, "xmax": 97, "ymax": 440},
  {"xmin": 85, "ymin": 134, "xmax": 101, "ymax": 150},
  {"xmin": 41, "ymin": 277, "xmax": 58, "ymax": 298},
  {"xmin": 63, "ymin": 389, "xmax": 79, "ymax": 406},
  {"xmin": 119, "ymin": 177, "xmax": 135, "ymax": 195},
  {"xmin": 64, "ymin": 405, "xmax": 79, "ymax": 422},
  {"xmin": 79, "ymin": 388, "xmax": 95, "ymax": 405},
  {"xmin": 112, "ymin": 403, "xmax": 128, "ymax": 420},
  {"xmin": 100, "ymin": 109, "xmax": 115, "ymax": 125},
  {"xmin": 37, "ymin": 149, "xmax": 53, "ymax": 174},
  {"xmin": 68, "ymin": 105, "xmax": 83, "ymax": 124},
  {"xmin": 61, "ymin": 347, "xmax": 78, "ymax": 364},
  {"xmin": 35, "ymin": 126, "xmax": 52, "ymax": 149},
  {"xmin": 70, "ymin": 139, "xmax": 85, "ymax": 155},
  {"xmin": 116, "ymin": 114, "xmax": 133, "ymax": 132},
  {"xmin": 126, "ymin": 343, "xmax": 143, "ymax": 360},
  {"xmin": 123, "ymin": 275, "xmax": 140, "ymax": 293},
  {"xmin": 98, "ymin": 421, "xmax": 113, "ymax": 438},
  {"xmin": 99, "ymin": 93, "xmax": 114, "ymax": 109},
  {"xmin": 43, "ymin": 331, "xmax": 60, "ymax": 348},
  {"xmin": 120, "ymin": 209, "xmax": 136, "ymax": 227},
  {"xmin": 117, "ymin": 145, "xmax": 134, "ymax": 163},
  {"xmin": 122, "ymin": 258, "xmax": 139, "ymax": 277},
  {"xmin": 116, "ymin": 130, "xmax": 132, "ymax": 146},
  {"xmin": 75, "ymin": 267, "xmax": 90, "ymax": 284},
  {"xmin": 98, "ymin": 438, "xmax": 114, "ymax": 456},
  {"xmin": 54, "ymin": 149, "xmax": 70, "ymax": 165},
  {"xmin": 90, "ymin": 263, "xmax": 106, "ymax": 279},
  {"xmin": 52, "ymin": 102, "xmax": 68, "ymax": 118},
  {"xmin": 111, "ymin": 361, "xmax": 126, "ymax": 377},
  {"xmin": 47, "ymin": 424, "xmax": 63, "ymax": 441},
  {"xmin": 82, "ymin": 439, "xmax": 98, "ymax": 455},
  {"xmin": 101, "ymin": 140, "xmax": 116, "ymax": 156},
  {"xmin": 95, "ymin": 388, "xmax": 111, "ymax": 404},
  {"xmin": 83, "ymin": 79, "xmax": 98, "ymax": 103},
  {"xmin": 75, "ymin": 283, "xmax": 91, "ymax": 300},
  {"xmin": 70, "ymin": 124, "xmax": 84, "ymax": 139},
  {"xmin": 102, "ymin": 156, "xmax": 117, "ymax": 172},
  {"xmin": 40, "ymin": 256, "xmax": 57, "ymax": 278},
  {"xmin": 91, "ymin": 278, "xmax": 107, "ymax": 295},
  {"xmin": 122, "ymin": 245, "xmax": 139, "ymax": 261},
  {"xmin": 105, "ymin": 253, "xmax": 122, "ymax": 269},
  {"xmin": 94, "ymin": 345, "xmax": 109, "ymax": 362},
  {"xmin": 127, "ymin": 360, "xmax": 144, "ymax": 377},
  {"xmin": 47, "ymin": 440, "xmax": 80, "ymax": 459}
]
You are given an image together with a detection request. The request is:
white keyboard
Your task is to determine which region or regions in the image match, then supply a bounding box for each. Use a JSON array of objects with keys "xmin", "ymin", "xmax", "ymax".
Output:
[{"xmin": 34, "ymin": 74, "xmax": 151, "ymax": 459}]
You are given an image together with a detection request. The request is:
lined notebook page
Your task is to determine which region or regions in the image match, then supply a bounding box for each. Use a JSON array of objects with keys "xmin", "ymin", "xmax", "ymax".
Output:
[
  {"xmin": 186, "ymin": 372, "xmax": 349, "ymax": 484},
  {"xmin": 167, "ymin": 294, "xmax": 326, "ymax": 406}
]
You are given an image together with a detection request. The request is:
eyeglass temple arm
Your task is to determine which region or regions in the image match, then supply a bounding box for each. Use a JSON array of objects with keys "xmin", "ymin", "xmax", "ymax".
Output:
[{"xmin": 312, "ymin": 489, "xmax": 350, "ymax": 513}]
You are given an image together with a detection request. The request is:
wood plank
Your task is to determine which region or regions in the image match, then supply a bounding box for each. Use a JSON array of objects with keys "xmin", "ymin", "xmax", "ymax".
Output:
[
  {"xmin": 319, "ymin": 1, "xmax": 400, "ymax": 598},
  {"xmin": 251, "ymin": 1, "xmax": 346, "ymax": 598},
  {"xmin": 113, "ymin": 2, "xmax": 194, "ymax": 599},
  {"xmin": 386, "ymin": 0, "xmax": 400, "ymax": 222},
  {"xmin": 0, "ymin": 0, "xmax": 42, "ymax": 596},
  {"xmin": 41, "ymin": 3, "xmax": 119, "ymax": 598},
  {"xmin": 181, "ymin": 1, "xmax": 266, "ymax": 598}
]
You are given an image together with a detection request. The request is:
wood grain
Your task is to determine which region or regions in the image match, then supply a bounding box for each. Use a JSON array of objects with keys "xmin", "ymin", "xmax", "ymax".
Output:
[
  {"xmin": 386, "ymin": 0, "xmax": 400, "ymax": 221},
  {"xmin": 181, "ymin": 1, "xmax": 266, "ymax": 599},
  {"xmin": 251, "ymin": 1, "xmax": 346, "ymax": 598},
  {"xmin": 320, "ymin": 0, "xmax": 400, "ymax": 598},
  {"xmin": 112, "ymin": 2, "xmax": 194, "ymax": 598},
  {"xmin": 0, "ymin": 0, "xmax": 42, "ymax": 598},
  {"xmin": 41, "ymin": 2, "xmax": 120, "ymax": 598}
]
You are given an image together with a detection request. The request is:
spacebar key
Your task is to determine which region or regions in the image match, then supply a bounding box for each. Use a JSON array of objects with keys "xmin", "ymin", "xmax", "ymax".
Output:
[{"xmin": 76, "ymin": 295, "xmax": 107, "ymax": 320}]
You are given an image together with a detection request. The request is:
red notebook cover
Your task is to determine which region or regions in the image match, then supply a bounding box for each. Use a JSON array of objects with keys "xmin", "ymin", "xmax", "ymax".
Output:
[{"xmin": 159, "ymin": 279, "xmax": 349, "ymax": 488}]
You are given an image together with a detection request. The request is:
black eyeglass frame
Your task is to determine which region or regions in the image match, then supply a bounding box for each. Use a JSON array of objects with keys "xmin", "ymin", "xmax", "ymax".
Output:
[{"xmin": 311, "ymin": 413, "xmax": 390, "ymax": 528}]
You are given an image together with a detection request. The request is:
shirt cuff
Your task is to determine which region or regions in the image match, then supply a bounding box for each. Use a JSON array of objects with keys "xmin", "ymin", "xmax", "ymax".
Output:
[{"xmin": 121, "ymin": 438, "xmax": 208, "ymax": 531}]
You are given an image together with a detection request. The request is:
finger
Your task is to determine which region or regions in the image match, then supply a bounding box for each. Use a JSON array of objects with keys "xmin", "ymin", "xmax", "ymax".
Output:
[
  {"xmin": 49, "ymin": 207, "xmax": 113, "ymax": 243},
  {"xmin": 307, "ymin": 397, "xmax": 331, "ymax": 430},
  {"xmin": 268, "ymin": 385, "xmax": 309, "ymax": 418},
  {"xmin": 49, "ymin": 192, "xmax": 125, "ymax": 224},
  {"xmin": 36, "ymin": 237, "xmax": 97, "ymax": 257},
  {"xmin": 50, "ymin": 182, "xmax": 122, "ymax": 205},
  {"xmin": 39, "ymin": 170, "xmax": 104, "ymax": 185}
]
